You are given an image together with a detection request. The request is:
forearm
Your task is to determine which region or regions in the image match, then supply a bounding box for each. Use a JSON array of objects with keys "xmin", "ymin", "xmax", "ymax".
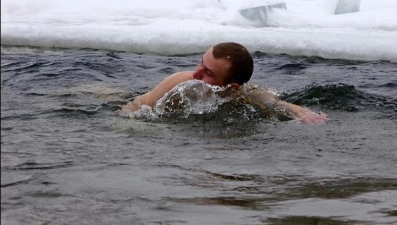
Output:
[
  {"xmin": 278, "ymin": 101, "xmax": 313, "ymax": 118},
  {"xmin": 278, "ymin": 101, "xmax": 328, "ymax": 124}
]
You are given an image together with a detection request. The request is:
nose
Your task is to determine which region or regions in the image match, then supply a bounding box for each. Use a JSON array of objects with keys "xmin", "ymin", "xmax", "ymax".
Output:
[{"xmin": 193, "ymin": 64, "xmax": 203, "ymax": 80}]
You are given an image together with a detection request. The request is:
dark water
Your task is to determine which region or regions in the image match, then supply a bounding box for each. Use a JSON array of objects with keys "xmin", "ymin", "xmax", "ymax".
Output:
[{"xmin": 1, "ymin": 46, "xmax": 397, "ymax": 225}]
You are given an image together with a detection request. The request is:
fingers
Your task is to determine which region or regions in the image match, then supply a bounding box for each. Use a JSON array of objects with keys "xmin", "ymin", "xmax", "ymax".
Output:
[{"xmin": 294, "ymin": 111, "xmax": 329, "ymax": 124}]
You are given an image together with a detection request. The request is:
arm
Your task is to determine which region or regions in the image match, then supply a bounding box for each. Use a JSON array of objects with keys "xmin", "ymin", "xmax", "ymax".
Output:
[
  {"xmin": 246, "ymin": 87, "xmax": 328, "ymax": 124},
  {"xmin": 120, "ymin": 71, "xmax": 194, "ymax": 113},
  {"xmin": 277, "ymin": 101, "xmax": 328, "ymax": 124}
]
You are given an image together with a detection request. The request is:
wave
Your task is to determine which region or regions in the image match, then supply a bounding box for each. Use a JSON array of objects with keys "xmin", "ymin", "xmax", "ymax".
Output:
[
  {"xmin": 3, "ymin": 161, "xmax": 74, "ymax": 171},
  {"xmin": 283, "ymin": 83, "xmax": 397, "ymax": 118},
  {"xmin": 125, "ymin": 82, "xmax": 396, "ymax": 122}
]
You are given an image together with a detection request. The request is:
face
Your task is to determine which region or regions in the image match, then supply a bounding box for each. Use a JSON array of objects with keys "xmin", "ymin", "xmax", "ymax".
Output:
[{"xmin": 193, "ymin": 47, "xmax": 231, "ymax": 86}]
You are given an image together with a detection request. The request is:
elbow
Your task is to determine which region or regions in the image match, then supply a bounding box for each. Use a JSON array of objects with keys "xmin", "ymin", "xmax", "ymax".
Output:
[{"xmin": 120, "ymin": 93, "xmax": 154, "ymax": 113}]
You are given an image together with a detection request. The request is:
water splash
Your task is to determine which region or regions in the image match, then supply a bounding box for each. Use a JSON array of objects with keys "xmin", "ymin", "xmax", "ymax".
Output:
[
  {"xmin": 155, "ymin": 80, "xmax": 232, "ymax": 117},
  {"xmin": 128, "ymin": 80, "xmax": 232, "ymax": 120}
]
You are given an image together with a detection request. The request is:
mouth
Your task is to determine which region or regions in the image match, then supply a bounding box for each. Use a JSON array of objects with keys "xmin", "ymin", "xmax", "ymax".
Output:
[{"xmin": 192, "ymin": 72, "xmax": 199, "ymax": 80}]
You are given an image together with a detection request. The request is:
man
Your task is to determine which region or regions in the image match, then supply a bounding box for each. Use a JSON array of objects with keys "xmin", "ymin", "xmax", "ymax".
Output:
[{"xmin": 121, "ymin": 42, "xmax": 328, "ymax": 124}]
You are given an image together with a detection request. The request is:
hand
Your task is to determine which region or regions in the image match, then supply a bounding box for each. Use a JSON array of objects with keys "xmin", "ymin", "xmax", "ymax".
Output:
[{"xmin": 294, "ymin": 111, "xmax": 328, "ymax": 125}]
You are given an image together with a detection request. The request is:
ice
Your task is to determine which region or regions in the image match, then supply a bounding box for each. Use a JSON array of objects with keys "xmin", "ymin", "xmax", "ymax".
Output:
[{"xmin": 1, "ymin": 0, "xmax": 396, "ymax": 62}]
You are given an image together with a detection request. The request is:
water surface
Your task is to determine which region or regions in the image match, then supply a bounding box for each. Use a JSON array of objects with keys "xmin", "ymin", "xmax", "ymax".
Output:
[{"xmin": 1, "ymin": 46, "xmax": 397, "ymax": 225}]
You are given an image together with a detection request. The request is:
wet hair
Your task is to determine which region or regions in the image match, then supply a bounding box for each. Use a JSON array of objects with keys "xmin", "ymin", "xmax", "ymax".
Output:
[{"xmin": 212, "ymin": 42, "xmax": 253, "ymax": 85}]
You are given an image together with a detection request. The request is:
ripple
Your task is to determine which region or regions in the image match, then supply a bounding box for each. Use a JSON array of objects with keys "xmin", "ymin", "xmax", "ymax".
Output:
[{"xmin": 4, "ymin": 161, "xmax": 74, "ymax": 171}]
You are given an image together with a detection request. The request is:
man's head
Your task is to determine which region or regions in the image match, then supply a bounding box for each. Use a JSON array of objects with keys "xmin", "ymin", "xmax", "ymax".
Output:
[{"xmin": 193, "ymin": 42, "xmax": 253, "ymax": 87}]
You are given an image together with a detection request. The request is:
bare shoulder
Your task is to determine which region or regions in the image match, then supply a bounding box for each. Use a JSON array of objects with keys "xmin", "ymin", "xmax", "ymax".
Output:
[
  {"xmin": 166, "ymin": 71, "xmax": 194, "ymax": 81},
  {"xmin": 154, "ymin": 71, "xmax": 193, "ymax": 88},
  {"xmin": 147, "ymin": 71, "xmax": 194, "ymax": 103}
]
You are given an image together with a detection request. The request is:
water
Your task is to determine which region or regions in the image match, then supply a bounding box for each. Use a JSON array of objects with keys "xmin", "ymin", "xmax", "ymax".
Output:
[
  {"xmin": 1, "ymin": 46, "xmax": 397, "ymax": 225},
  {"xmin": 2, "ymin": 0, "xmax": 397, "ymax": 224}
]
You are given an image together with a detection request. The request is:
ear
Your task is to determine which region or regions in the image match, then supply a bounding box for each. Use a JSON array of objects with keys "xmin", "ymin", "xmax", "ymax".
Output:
[{"xmin": 229, "ymin": 83, "xmax": 240, "ymax": 89}]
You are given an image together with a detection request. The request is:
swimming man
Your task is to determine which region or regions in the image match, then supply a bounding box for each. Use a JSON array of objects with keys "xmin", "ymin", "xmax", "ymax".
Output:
[{"xmin": 120, "ymin": 42, "xmax": 328, "ymax": 124}]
